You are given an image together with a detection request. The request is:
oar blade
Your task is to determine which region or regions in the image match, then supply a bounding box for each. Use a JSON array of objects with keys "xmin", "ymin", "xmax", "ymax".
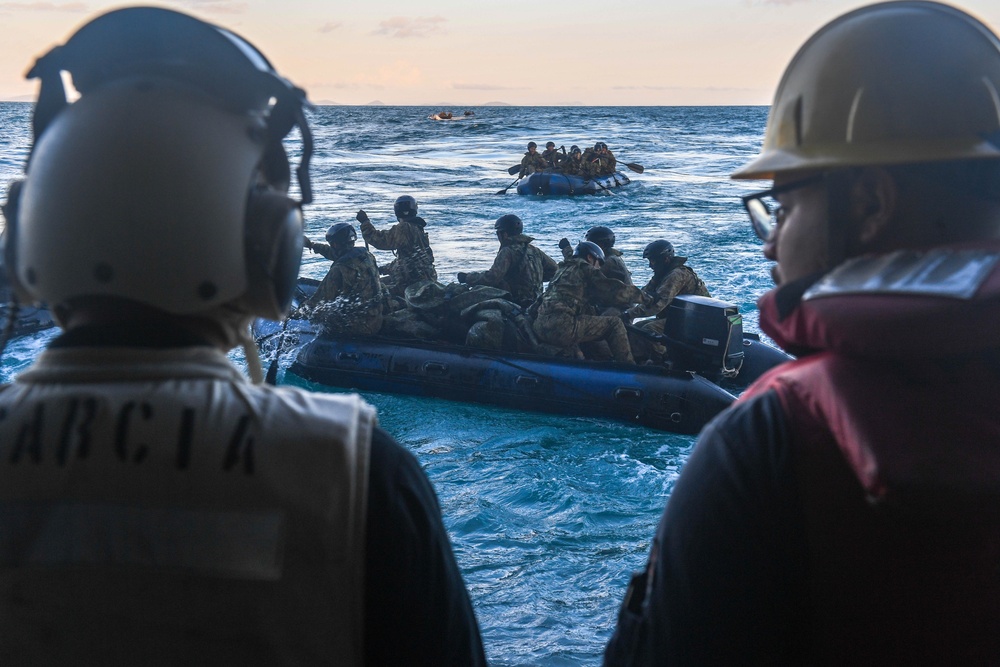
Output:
[
  {"xmin": 624, "ymin": 162, "xmax": 644, "ymax": 174},
  {"xmin": 507, "ymin": 164, "xmax": 521, "ymax": 175}
]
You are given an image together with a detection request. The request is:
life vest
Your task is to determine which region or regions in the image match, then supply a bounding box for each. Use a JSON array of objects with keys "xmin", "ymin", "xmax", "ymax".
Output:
[{"xmin": 0, "ymin": 346, "xmax": 373, "ymax": 665}]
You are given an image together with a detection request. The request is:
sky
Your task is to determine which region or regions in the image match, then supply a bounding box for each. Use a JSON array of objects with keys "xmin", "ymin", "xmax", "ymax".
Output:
[{"xmin": 0, "ymin": 0, "xmax": 999, "ymax": 106}]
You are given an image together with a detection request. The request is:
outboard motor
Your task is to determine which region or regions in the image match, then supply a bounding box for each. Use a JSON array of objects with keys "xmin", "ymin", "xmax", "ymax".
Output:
[{"xmin": 663, "ymin": 295, "xmax": 744, "ymax": 379}]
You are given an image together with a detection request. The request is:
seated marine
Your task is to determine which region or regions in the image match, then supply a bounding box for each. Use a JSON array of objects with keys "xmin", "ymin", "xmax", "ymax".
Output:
[
  {"xmin": 457, "ymin": 214, "xmax": 559, "ymax": 309},
  {"xmin": 625, "ymin": 239, "xmax": 711, "ymax": 362},
  {"xmin": 300, "ymin": 222, "xmax": 383, "ymax": 335},
  {"xmin": 358, "ymin": 195, "xmax": 437, "ymax": 298},
  {"xmin": 559, "ymin": 225, "xmax": 633, "ymax": 287},
  {"xmin": 519, "ymin": 142, "xmax": 548, "ymax": 177},
  {"xmin": 541, "ymin": 141, "xmax": 563, "ymax": 170},
  {"xmin": 560, "ymin": 146, "xmax": 585, "ymax": 176},
  {"xmin": 533, "ymin": 241, "xmax": 641, "ymax": 364}
]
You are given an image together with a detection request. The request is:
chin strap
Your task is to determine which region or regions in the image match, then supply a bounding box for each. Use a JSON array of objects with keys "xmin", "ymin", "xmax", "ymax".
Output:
[{"xmin": 239, "ymin": 322, "xmax": 264, "ymax": 384}]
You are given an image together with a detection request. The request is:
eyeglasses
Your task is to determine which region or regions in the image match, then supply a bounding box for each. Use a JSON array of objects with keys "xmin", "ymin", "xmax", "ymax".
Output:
[{"xmin": 740, "ymin": 173, "xmax": 824, "ymax": 241}]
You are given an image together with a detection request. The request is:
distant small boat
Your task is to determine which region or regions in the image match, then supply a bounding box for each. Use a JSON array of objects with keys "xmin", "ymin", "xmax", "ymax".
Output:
[
  {"xmin": 516, "ymin": 170, "xmax": 631, "ymax": 195},
  {"xmin": 429, "ymin": 110, "xmax": 476, "ymax": 121}
]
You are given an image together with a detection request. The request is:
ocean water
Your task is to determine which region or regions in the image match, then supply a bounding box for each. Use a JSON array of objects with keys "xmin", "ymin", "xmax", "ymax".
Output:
[{"xmin": 0, "ymin": 103, "xmax": 772, "ymax": 665}]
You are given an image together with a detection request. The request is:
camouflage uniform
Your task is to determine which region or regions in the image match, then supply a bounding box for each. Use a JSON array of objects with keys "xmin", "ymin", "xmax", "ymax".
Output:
[
  {"xmin": 561, "ymin": 153, "xmax": 585, "ymax": 176},
  {"xmin": 519, "ymin": 150, "xmax": 548, "ymax": 177},
  {"xmin": 463, "ymin": 234, "xmax": 558, "ymax": 309},
  {"xmin": 582, "ymin": 151, "xmax": 609, "ymax": 179},
  {"xmin": 360, "ymin": 216, "xmax": 437, "ymax": 297},
  {"xmin": 533, "ymin": 258, "xmax": 641, "ymax": 363},
  {"xmin": 625, "ymin": 257, "xmax": 711, "ymax": 360},
  {"xmin": 541, "ymin": 147, "xmax": 562, "ymax": 170},
  {"xmin": 559, "ymin": 244, "xmax": 633, "ymax": 288},
  {"xmin": 300, "ymin": 247, "xmax": 384, "ymax": 335},
  {"xmin": 602, "ymin": 149, "xmax": 618, "ymax": 175}
]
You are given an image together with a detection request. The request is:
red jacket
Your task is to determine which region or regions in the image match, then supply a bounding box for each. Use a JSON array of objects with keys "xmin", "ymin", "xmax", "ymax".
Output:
[{"xmin": 606, "ymin": 242, "xmax": 1000, "ymax": 666}]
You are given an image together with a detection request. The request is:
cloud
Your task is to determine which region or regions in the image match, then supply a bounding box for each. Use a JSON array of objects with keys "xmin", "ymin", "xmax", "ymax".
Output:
[
  {"xmin": 452, "ymin": 83, "xmax": 527, "ymax": 91},
  {"xmin": 0, "ymin": 2, "xmax": 87, "ymax": 11},
  {"xmin": 177, "ymin": 0, "xmax": 248, "ymax": 14},
  {"xmin": 373, "ymin": 16, "xmax": 446, "ymax": 39},
  {"xmin": 318, "ymin": 21, "xmax": 343, "ymax": 34}
]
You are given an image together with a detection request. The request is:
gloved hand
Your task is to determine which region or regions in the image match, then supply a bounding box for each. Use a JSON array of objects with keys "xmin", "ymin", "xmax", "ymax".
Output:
[
  {"xmin": 356, "ymin": 209, "xmax": 370, "ymax": 224},
  {"xmin": 457, "ymin": 272, "xmax": 468, "ymax": 284},
  {"xmin": 303, "ymin": 236, "xmax": 313, "ymax": 249},
  {"xmin": 558, "ymin": 237, "xmax": 571, "ymax": 250}
]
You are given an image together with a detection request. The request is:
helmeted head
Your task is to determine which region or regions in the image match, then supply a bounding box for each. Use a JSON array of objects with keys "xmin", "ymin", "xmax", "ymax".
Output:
[
  {"xmin": 570, "ymin": 145, "xmax": 581, "ymax": 155},
  {"xmin": 573, "ymin": 241, "xmax": 606, "ymax": 266},
  {"xmin": 585, "ymin": 225, "xmax": 615, "ymax": 250},
  {"xmin": 733, "ymin": 2, "xmax": 1000, "ymax": 180},
  {"xmin": 594, "ymin": 142, "xmax": 603, "ymax": 152},
  {"xmin": 527, "ymin": 141, "xmax": 537, "ymax": 151},
  {"xmin": 494, "ymin": 213, "xmax": 523, "ymax": 238},
  {"xmin": 545, "ymin": 141, "xmax": 556, "ymax": 150},
  {"xmin": 2, "ymin": 6, "xmax": 312, "ymax": 334},
  {"xmin": 643, "ymin": 240, "xmax": 675, "ymax": 268},
  {"xmin": 394, "ymin": 195, "xmax": 418, "ymax": 219},
  {"xmin": 732, "ymin": 2, "xmax": 1000, "ymax": 286},
  {"xmin": 325, "ymin": 222, "xmax": 357, "ymax": 251}
]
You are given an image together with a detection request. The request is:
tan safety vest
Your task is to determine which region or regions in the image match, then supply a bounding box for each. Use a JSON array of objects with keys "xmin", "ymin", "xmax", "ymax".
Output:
[{"xmin": 0, "ymin": 346, "xmax": 373, "ymax": 666}]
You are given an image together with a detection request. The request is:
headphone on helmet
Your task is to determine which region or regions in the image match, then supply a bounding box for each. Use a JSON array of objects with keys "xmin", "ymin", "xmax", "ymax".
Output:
[{"xmin": 1, "ymin": 7, "xmax": 313, "ymax": 323}]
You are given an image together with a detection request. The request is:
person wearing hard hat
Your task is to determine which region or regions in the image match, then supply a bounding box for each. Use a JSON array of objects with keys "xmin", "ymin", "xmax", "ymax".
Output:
[
  {"xmin": 605, "ymin": 2, "xmax": 1000, "ymax": 664},
  {"xmin": 0, "ymin": 8, "xmax": 485, "ymax": 665}
]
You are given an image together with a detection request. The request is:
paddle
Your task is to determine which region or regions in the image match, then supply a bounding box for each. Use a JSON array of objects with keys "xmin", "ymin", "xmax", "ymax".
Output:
[
  {"xmin": 496, "ymin": 177, "xmax": 520, "ymax": 195},
  {"xmin": 507, "ymin": 164, "xmax": 521, "ymax": 176},
  {"xmin": 619, "ymin": 161, "xmax": 644, "ymax": 174},
  {"xmin": 265, "ymin": 315, "xmax": 293, "ymax": 385}
]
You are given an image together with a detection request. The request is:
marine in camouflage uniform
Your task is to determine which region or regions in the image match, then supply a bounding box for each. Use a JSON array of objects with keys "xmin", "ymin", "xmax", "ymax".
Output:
[
  {"xmin": 357, "ymin": 207, "xmax": 437, "ymax": 298},
  {"xmin": 601, "ymin": 145, "xmax": 618, "ymax": 175},
  {"xmin": 560, "ymin": 147, "xmax": 585, "ymax": 176},
  {"xmin": 519, "ymin": 142, "xmax": 548, "ymax": 177},
  {"xmin": 533, "ymin": 244, "xmax": 641, "ymax": 363},
  {"xmin": 301, "ymin": 227, "xmax": 384, "ymax": 335},
  {"xmin": 625, "ymin": 240, "xmax": 711, "ymax": 361},
  {"xmin": 560, "ymin": 239, "xmax": 633, "ymax": 287},
  {"xmin": 541, "ymin": 142, "xmax": 563, "ymax": 170},
  {"xmin": 459, "ymin": 216, "xmax": 559, "ymax": 309}
]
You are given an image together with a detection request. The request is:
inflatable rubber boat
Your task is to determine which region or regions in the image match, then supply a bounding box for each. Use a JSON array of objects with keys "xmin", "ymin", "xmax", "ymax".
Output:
[
  {"xmin": 516, "ymin": 170, "xmax": 631, "ymax": 195},
  {"xmin": 255, "ymin": 280, "xmax": 792, "ymax": 434}
]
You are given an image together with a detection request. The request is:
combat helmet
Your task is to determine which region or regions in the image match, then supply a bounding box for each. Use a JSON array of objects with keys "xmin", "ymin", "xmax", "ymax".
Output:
[
  {"xmin": 326, "ymin": 222, "xmax": 357, "ymax": 248},
  {"xmin": 733, "ymin": 1, "xmax": 1000, "ymax": 180},
  {"xmin": 494, "ymin": 214, "xmax": 523, "ymax": 236},
  {"xmin": 585, "ymin": 226, "xmax": 616, "ymax": 249},
  {"xmin": 573, "ymin": 241, "xmax": 606, "ymax": 265},
  {"xmin": 394, "ymin": 195, "xmax": 418, "ymax": 219},
  {"xmin": 643, "ymin": 240, "xmax": 675, "ymax": 263}
]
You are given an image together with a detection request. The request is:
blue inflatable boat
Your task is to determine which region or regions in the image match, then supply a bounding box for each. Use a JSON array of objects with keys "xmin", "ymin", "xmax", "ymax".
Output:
[
  {"xmin": 254, "ymin": 279, "xmax": 792, "ymax": 434},
  {"xmin": 516, "ymin": 170, "xmax": 631, "ymax": 195}
]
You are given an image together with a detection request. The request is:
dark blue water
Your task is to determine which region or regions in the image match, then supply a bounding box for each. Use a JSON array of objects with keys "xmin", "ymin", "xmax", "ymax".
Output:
[{"xmin": 0, "ymin": 103, "xmax": 771, "ymax": 665}]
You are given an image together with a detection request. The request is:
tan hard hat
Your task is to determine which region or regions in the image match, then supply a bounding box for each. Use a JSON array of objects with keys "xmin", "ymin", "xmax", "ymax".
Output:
[{"xmin": 733, "ymin": 1, "xmax": 1000, "ymax": 180}]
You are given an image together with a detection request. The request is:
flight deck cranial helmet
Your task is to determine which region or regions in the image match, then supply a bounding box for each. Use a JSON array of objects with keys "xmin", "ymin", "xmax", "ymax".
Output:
[
  {"xmin": 732, "ymin": 1, "xmax": 1000, "ymax": 180},
  {"xmin": 1, "ymin": 6, "xmax": 314, "ymax": 328},
  {"xmin": 585, "ymin": 225, "xmax": 615, "ymax": 250},
  {"xmin": 494, "ymin": 214, "xmax": 523, "ymax": 236},
  {"xmin": 573, "ymin": 241, "xmax": 605, "ymax": 265},
  {"xmin": 394, "ymin": 195, "xmax": 418, "ymax": 219},
  {"xmin": 325, "ymin": 222, "xmax": 357, "ymax": 249}
]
